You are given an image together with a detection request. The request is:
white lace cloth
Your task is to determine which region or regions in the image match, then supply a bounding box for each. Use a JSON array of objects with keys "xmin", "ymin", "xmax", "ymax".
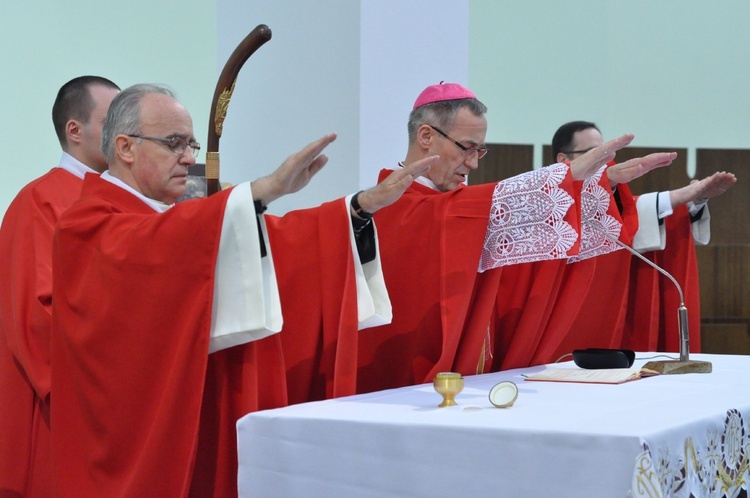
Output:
[
  {"xmin": 479, "ymin": 163, "xmax": 622, "ymax": 272},
  {"xmin": 568, "ymin": 164, "xmax": 625, "ymax": 263}
]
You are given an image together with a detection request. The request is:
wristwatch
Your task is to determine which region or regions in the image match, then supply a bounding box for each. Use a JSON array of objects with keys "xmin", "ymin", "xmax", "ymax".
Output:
[{"xmin": 351, "ymin": 190, "xmax": 373, "ymax": 219}]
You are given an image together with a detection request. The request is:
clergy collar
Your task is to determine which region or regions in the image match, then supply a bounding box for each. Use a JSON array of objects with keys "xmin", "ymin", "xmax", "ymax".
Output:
[
  {"xmin": 100, "ymin": 171, "xmax": 172, "ymax": 213},
  {"xmin": 58, "ymin": 152, "xmax": 99, "ymax": 180}
]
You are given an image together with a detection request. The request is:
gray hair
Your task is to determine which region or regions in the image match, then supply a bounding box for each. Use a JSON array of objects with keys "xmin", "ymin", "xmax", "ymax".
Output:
[
  {"xmin": 407, "ymin": 98, "xmax": 487, "ymax": 145},
  {"xmin": 101, "ymin": 83, "xmax": 176, "ymax": 163}
]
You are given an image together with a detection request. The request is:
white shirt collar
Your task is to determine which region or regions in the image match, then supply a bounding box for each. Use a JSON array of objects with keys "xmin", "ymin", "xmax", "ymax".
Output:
[
  {"xmin": 58, "ymin": 152, "xmax": 99, "ymax": 179},
  {"xmin": 414, "ymin": 175, "xmax": 440, "ymax": 190},
  {"xmin": 398, "ymin": 161, "xmax": 459, "ymax": 191},
  {"xmin": 100, "ymin": 171, "xmax": 171, "ymax": 213}
]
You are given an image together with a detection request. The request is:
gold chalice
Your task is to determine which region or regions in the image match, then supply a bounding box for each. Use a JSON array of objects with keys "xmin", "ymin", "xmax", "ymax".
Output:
[{"xmin": 433, "ymin": 372, "xmax": 464, "ymax": 407}]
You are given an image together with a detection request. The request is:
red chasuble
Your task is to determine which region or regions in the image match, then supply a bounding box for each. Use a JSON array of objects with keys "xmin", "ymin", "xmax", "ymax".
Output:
[
  {"xmin": 50, "ymin": 175, "xmax": 287, "ymax": 497},
  {"xmin": 50, "ymin": 174, "xmax": 361, "ymax": 497},
  {"xmin": 492, "ymin": 251, "xmax": 635, "ymax": 368},
  {"xmin": 356, "ymin": 166, "xmax": 588, "ymax": 393},
  {"xmin": 622, "ymin": 205, "xmax": 702, "ymax": 353},
  {"xmin": 266, "ymin": 202, "xmax": 363, "ymax": 405},
  {"xmin": 491, "ymin": 192, "xmax": 701, "ymax": 370},
  {"xmin": 490, "ymin": 182, "xmax": 640, "ymax": 369},
  {"xmin": 0, "ymin": 167, "xmax": 83, "ymax": 497}
]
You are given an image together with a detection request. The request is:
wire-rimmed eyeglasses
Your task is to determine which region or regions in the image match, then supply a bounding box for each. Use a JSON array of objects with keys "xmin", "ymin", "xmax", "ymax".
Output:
[
  {"xmin": 128, "ymin": 134, "xmax": 201, "ymax": 158},
  {"xmin": 562, "ymin": 147, "xmax": 596, "ymax": 157},
  {"xmin": 429, "ymin": 125, "xmax": 489, "ymax": 159}
]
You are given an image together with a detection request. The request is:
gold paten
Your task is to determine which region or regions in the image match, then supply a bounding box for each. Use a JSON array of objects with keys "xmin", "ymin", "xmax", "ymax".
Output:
[
  {"xmin": 489, "ymin": 381, "xmax": 518, "ymax": 408},
  {"xmin": 433, "ymin": 372, "xmax": 464, "ymax": 408}
]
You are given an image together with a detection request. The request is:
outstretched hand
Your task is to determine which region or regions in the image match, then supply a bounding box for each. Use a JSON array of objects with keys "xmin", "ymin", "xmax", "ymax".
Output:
[
  {"xmin": 354, "ymin": 156, "xmax": 439, "ymax": 215},
  {"xmin": 670, "ymin": 171, "xmax": 737, "ymax": 206},
  {"xmin": 569, "ymin": 133, "xmax": 635, "ymax": 180},
  {"xmin": 606, "ymin": 152, "xmax": 678, "ymax": 187},
  {"xmin": 251, "ymin": 133, "xmax": 337, "ymax": 205}
]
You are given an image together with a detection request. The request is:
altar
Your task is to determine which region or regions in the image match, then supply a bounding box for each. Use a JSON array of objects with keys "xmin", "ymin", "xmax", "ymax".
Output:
[{"xmin": 237, "ymin": 353, "xmax": 750, "ymax": 497}]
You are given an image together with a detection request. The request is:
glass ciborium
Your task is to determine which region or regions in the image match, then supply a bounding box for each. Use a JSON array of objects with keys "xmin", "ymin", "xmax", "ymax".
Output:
[{"xmin": 433, "ymin": 372, "xmax": 464, "ymax": 407}]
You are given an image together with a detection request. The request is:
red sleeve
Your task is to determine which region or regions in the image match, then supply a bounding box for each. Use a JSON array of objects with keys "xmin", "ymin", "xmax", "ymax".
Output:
[
  {"xmin": 0, "ymin": 169, "xmax": 81, "ymax": 399},
  {"xmin": 613, "ymin": 180, "xmax": 639, "ymax": 244},
  {"xmin": 266, "ymin": 198, "xmax": 362, "ymax": 404},
  {"xmin": 622, "ymin": 206, "xmax": 701, "ymax": 352}
]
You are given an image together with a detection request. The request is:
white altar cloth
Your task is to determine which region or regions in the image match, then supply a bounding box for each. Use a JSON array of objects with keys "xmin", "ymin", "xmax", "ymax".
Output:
[{"xmin": 237, "ymin": 353, "xmax": 750, "ymax": 497}]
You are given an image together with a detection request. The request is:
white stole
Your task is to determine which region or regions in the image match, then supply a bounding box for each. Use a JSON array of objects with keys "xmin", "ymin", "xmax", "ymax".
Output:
[{"xmin": 210, "ymin": 186, "xmax": 391, "ymax": 353}]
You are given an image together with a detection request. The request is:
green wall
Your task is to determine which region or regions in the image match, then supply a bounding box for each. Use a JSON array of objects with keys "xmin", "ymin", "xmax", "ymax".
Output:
[
  {"xmin": 470, "ymin": 0, "xmax": 750, "ymax": 170},
  {"xmin": 2, "ymin": 1, "xmax": 747, "ymax": 216},
  {"xmin": 0, "ymin": 1, "xmax": 216, "ymax": 215}
]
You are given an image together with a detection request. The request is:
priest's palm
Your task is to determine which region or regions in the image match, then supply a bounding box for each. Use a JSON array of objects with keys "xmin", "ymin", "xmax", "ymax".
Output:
[
  {"xmin": 354, "ymin": 156, "xmax": 438, "ymax": 215},
  {"xmin": 569, "ymin": 133, "xmax": 635, "ymax": 180},
  {"xmin": 251, "ymin": 133, "xmax": 338, "ymax": 206}
]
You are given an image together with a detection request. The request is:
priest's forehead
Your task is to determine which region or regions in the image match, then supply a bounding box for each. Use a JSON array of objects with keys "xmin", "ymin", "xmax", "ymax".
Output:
[
  {"xmin": 139, "ymin": 93, "xmax": 195, "ymax": 138},
  {"xmin": 572, "ymin": 127, "xmax": 603, "ymax": 150}
]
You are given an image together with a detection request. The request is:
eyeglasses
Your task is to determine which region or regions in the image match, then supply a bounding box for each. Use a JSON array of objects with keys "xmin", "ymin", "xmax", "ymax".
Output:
[
  {"xmin": 562, "ymin": 147, "xmax": 596, "ymax": 157},
  {"xmin": 128, "ymin": 134, "xmax": 201, "ymax": 158},
  {"xmin": 429, "ymin": 125, "xmax": 489, "ymax": 159}
]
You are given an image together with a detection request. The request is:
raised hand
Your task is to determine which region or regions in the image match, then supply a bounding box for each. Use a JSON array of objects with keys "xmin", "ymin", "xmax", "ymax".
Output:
[
  {"xmin": 670, "ymin": 171, "xmax": 737, "ymax": 206},
  {"xmin": 606, "ymin": 152, "xmax": 678, "ymax": 187},
  {"xmin": 251, "ymin": 133, "xmax": 337, "ymax": 205},
  {"xmin": 353, "ymin": 156, "xmax": 439, "ymax": 215},
  {"xmin": 569, "ymin": 133, "xmax": 634, "ymax": 180}
]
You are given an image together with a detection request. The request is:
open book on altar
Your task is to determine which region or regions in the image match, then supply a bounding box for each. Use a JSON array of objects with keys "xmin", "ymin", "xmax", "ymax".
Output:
[{"xmin": 523, "ymin": 367, "xmax": 660, "ymax": 385}]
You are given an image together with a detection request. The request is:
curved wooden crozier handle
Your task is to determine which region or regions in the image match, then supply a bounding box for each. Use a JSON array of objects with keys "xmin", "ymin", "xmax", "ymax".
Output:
[{"xmin": 206, "ymin": 24, "xmax": 273, "ymax": 196}]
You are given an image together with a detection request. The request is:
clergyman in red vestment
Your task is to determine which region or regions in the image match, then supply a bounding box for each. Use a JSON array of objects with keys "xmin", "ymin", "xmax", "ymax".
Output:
[
  {"xmin": 0, "ymin": 76, "xmax": 120, "ymax": 498},
  {"xmin": 350, "ymin": 83, "xmax": 679, "ymax": 393},
  {"xmin": 490, "ymin": 121, "xmax": 735, "ymax": 369},
  {"xmin": 49, "ymin": 83, "xmax": 432, "ymax": 498},
  {"xmin": 562, "ymin": 122, "xmax": 732, "ymax": 358}
]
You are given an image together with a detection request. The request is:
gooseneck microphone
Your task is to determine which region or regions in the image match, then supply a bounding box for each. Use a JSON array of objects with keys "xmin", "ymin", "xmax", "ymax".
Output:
[{"xmin": 586, "ymin": 221, "xmax": 712, "ymax": 374}]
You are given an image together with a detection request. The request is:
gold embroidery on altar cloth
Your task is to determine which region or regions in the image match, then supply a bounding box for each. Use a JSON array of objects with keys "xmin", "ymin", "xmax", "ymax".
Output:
[{"xmin": 631, "ymin": 409, "xmax": 749, "ymax": 497}]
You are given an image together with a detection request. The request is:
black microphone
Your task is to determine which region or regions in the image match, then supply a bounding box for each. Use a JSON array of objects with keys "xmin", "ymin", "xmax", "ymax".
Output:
[{"xmin": 585, "ymin": 221, "xmax": 712, "ymax": 374}]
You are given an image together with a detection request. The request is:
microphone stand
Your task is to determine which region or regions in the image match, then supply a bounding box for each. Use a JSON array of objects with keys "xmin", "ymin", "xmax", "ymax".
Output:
[{"xmin": 586, "ymin": 221, "xmax": 711, "ymax": 374}]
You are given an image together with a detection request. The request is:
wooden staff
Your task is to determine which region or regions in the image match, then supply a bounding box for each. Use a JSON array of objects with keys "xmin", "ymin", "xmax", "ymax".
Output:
[{"xmin": 206, "ymin": 24, "xmax": 273, "ymax": 196}]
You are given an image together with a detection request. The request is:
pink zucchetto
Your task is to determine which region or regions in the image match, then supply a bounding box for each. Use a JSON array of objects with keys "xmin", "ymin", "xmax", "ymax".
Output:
[{"xmin": 413, "ymin": 81, "xmax": 477, "ymax": 110}]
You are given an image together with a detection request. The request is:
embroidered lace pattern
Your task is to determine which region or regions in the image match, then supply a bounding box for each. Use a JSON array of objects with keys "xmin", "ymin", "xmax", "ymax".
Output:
[
  {"xmin": 479, "ymin": 163, "xmax": 577, "ymax": 272},
  {"xmin": 567, "ymin": 165, "xmax": 624, "ymax": 263},
  {"xmin": 631, "ymin": 409, "xmax": 749, "ymax": 498}
]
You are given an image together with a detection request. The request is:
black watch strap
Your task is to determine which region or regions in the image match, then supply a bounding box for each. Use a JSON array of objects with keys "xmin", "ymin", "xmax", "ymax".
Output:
[
  {"xmin": 254, "ymin": 199, "xmax": 267, "ymax": 215},
  {"xmin": 351, "ymin": 190, "xmax": 373, "ymax": 219}
]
